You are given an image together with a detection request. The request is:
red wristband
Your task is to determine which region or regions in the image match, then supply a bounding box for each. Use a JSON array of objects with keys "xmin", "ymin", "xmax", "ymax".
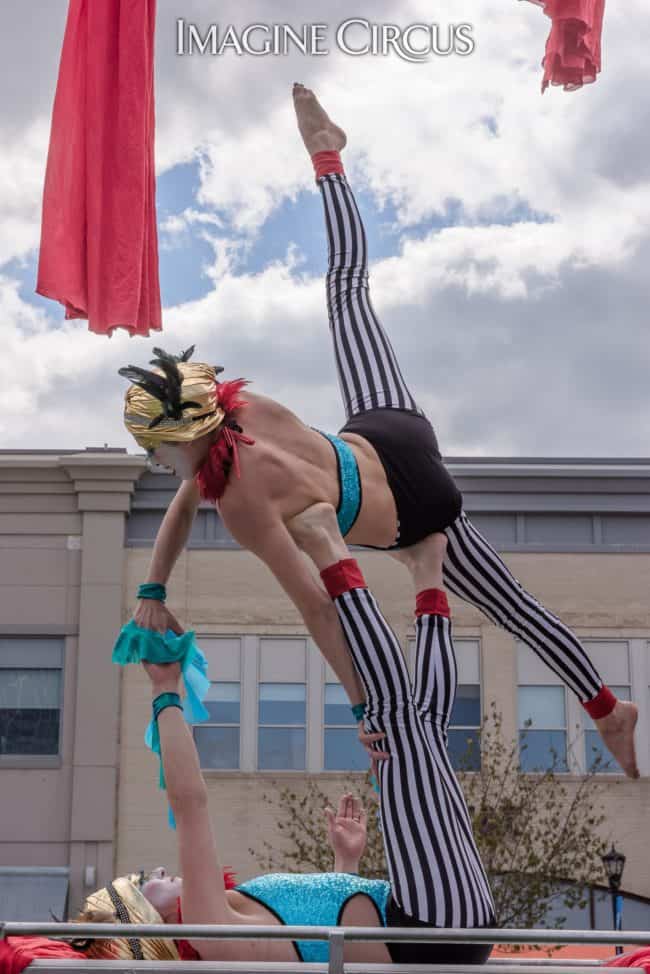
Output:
[
  {"xmin": 312, "ymin": 149, "xmax": 344, "ymax": 180},
  {"xmin": 415, "ymin": 588, "xmax": 451, "ymax": 618},
  {"xmin": 582, "ymin": 685, "xmax": 617, "ymax": 719},
  {"xmin": 320, "ymin": 558, "xmax": 366, "ymax": 599}
]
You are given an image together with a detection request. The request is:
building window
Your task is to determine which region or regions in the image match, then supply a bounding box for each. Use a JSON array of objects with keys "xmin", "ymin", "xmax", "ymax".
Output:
[
  {"xmin": 0, "ymin": 639, "xmax": 63, "ymax": 756},
  {"xmin": 582, "ymin": 641, "xmax": 632, "ymax": 774},
  {"xmin": 448, "ymin": 639, "xmax": 482, "ymax": 771},
  {"xmin": 194, "ymin": 683, "xmax": 240, "ymax": 770},
  {"xmin": 517, "ymin": 642, "xmax": 568, "ymax": 772},
  {"xmin": 193, "ymin": 637, "xmax": 242, "ymax": 771},
  {"xmin": 518, "ymin": 685, "xmax": 568, "ymax": 772},
  {"xmin": 258, "ymin": 683, "xmax": 306, "ymax": 770},
  {"xmin": 323, "ymin": 683, "xmax": 367, "ymax": 771}
]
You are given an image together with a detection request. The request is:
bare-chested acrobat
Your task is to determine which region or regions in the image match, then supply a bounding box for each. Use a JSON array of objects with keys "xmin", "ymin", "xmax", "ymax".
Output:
[{"xmin": 118, "ymin": 84, "xmax": 639, "ymax": 780}]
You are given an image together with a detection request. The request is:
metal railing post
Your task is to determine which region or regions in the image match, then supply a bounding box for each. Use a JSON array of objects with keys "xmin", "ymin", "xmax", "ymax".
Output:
[{"xmin": 328, "ymin": 930, "xmax": 345, "ymax": 974}]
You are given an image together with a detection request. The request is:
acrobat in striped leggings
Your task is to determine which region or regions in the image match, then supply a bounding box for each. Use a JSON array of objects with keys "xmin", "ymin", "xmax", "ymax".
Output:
[
  {"xmin": 312, "ymin": 148, "xmax": 616, "ymax": 720},
  {"xmin": 320, "ymin": 556, "xmax": 494, "ymax": 964}
]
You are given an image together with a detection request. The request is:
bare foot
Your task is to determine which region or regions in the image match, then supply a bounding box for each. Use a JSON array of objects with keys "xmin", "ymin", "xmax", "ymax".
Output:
[
  {"xmin": 287, "ymin": 502, "xmax": 348, "ymax": 570},
  {"xmin": 594, "ymin": 699, "xmax": 640, "ymax": 779},
  {"xmin": 388, "ymin": 532, "xmax": 448, "ymax": 593},
  {"xmin": 292, "ymin": 82, "xmax": 347, "ymax": 156}
]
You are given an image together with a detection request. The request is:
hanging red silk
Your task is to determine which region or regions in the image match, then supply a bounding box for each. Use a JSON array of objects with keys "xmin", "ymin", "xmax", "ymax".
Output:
[
  {"xmin": 521, "ymin": 0, "xmax": 606, "ymax": 93},
  {"xmin": 36, "ymin": 0, "xmax": 161, "ymax": 337}
]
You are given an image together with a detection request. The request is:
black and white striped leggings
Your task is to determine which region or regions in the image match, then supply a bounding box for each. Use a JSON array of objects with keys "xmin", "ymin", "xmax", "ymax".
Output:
[
  {"xmin": 321, "ymin": 559, "xmax": 495, "ymax": 941},
  {"xmin": 316, "ymin": 166, "xmax": 605, "ymax": 706}
]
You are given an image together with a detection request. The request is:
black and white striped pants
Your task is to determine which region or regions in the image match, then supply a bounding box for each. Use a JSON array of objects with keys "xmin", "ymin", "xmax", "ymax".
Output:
[
  {"xmin": 317, "ymin": 170, "xmax": 604, "ymax": 704},
  {"xmin": 333, "ymin": 576, "xmax": 495, "ymax": 928}
]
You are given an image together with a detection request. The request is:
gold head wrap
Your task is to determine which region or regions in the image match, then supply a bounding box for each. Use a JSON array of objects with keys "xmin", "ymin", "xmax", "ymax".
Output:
[
  {"xmin": 75, "ymin": 874, "xmax": 180, "ymax": 961},
  {"xmin": 119, "ymin": 345, "xmax": 226, "ymax": 451}
]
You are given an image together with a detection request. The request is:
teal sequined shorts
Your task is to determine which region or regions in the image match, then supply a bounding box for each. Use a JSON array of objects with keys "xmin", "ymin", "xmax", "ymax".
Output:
[{"xmin": 311, "ymin": 428, "xmax": 362, "ymax": 537}]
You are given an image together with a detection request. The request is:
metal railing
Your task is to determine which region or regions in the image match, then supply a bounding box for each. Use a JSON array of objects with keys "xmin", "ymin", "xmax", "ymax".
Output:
[{"xmin": 2, "ymin": 923, "xmax": 646, "ymax": 974}]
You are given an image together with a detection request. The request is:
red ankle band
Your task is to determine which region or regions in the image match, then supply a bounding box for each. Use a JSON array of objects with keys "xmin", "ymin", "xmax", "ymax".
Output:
[
  {"xmin": 320, "ymin": 558, "xmax": 366, "ymax": 599},
  {"xmin": 415, "ymin": 589, "xmax": 450, "ymax": 618},
  {"xmin": 312, "ymin": 149, "xmax": 344, "ymax": 180},
  {"xmin": 582, "ymin": 685, "xmax": 617, "ymax": 719}
]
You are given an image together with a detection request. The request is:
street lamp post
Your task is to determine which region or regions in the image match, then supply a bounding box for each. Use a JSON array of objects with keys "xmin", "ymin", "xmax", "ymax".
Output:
[{"xmin": 601, "ymin": 845, "xmax": 626, "ymax": 955}]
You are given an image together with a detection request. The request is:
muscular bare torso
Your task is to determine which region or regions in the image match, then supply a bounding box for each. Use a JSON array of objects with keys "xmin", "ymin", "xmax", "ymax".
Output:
[{"xmin": 218, "ymin": 390, "xmax": 399, "ymax": 548}]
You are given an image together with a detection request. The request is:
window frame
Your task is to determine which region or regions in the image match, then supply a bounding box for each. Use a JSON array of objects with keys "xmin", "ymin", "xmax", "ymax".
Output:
[
  {"xmin": 322, "ymin": 682, "xmax": 368, "ymax": 772},
  {"xmin": 256, "ymin": 680, "xmax": 307, "ymax": 772},
  {"xmin": 193, "ymin": 681, "xmax": 242, "ymax": 772},
  {"xmin": 0, "ymin": 636, "xmax": 65, "ymax": 769},
  {"xmin": 517, "ymin": 683, "xmax": 569, "ymax": 774}
]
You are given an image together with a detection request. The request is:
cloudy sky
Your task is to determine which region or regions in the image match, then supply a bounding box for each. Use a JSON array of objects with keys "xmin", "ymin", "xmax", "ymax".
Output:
[{"xmin": 1, "ymin": 0, "xmax": 649, "ymax": 456}]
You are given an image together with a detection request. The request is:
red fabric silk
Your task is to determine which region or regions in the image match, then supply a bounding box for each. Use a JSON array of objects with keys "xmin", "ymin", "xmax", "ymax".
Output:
[
  {"xmin": 415, "ymin": 588, "xmax": 451, "ymax": 618},
  {"xmin": 320, "ymin": 559, "xmax": 367, "ymax": 599},
  {"xmin": 607, "ymin": 948, "xmax": 650, "ymax": 971},
  {"xmin": 0, "ymin": 938, "xmax": 83, "ymax": 974},
  {"xmin": 195, "ymin": 379, "xmax": 255, "ymax": 503},
  {"xmin": 522, "ymin": 0, "xmax": 606, "ymax": 93},
  {"xmin": 36, "ymin": 0, "xmax": 161, "ymax": 337},
  {"xmin": 581, "ymin": 683, "xmax": 617, "ymax": 719}
]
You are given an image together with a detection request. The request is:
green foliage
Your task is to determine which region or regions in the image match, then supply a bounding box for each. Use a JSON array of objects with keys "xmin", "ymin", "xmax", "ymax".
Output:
[
  {"xmin": 460, "ymin": 702, "xmax": 610, "ymax": 942},
  {"xmin": 251, "ymin": 704, "xmax": 612, "ymax": 949}
]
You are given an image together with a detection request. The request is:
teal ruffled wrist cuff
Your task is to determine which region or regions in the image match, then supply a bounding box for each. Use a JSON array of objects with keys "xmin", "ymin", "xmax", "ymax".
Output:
[
  {"xmin": 112, "ymin": 621, "xmax": 210, "ymax": 830},
  {"xmin": 137, "ymin": 582, "xmax": 167, "ymax": 602}
]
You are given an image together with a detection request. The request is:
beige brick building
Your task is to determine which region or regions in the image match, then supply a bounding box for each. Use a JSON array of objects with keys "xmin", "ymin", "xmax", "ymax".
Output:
[{"xmin": 1, "ymin": 449, "xmax": 649, "ymax": 928}]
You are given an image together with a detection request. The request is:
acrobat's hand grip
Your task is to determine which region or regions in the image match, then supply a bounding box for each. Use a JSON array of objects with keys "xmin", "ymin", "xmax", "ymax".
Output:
[{"xmin": 134, "ymin": 598, "xmax": 184, "ymax": 636}]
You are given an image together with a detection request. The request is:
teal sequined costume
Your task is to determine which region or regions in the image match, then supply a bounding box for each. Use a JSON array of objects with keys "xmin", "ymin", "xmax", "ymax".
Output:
[
  {"xmin": 311, "ymin": 428, "xmax": 362, "ymax": 537},
  {"xmin": 235, "ymin": 872, "xmax": 390, "ymax": 962}
]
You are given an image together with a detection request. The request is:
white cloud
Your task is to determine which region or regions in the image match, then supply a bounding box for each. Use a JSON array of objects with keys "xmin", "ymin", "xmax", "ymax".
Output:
[{"xmin": 1, "ymin": 0, "xmax": 649, "ymax": 455}]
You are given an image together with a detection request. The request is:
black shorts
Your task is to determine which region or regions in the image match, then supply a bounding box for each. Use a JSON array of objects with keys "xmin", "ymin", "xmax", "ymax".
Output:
[
  {"xmin": 384, "ymin": 893, "xmax": 493, "ymax": 965},
  {"xmin": 338, "ymin": 407, "xmax": 463, "ymax": 549}
]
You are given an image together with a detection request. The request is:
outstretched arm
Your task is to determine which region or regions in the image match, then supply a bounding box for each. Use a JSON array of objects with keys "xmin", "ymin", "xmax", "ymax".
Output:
[
  {"xmin": 142, "ymin": 662, "xmax": 240, "ymax": 957},
  {"xmin": 134, "ymin": 479, "xmax": 201, "ymax": 634}
]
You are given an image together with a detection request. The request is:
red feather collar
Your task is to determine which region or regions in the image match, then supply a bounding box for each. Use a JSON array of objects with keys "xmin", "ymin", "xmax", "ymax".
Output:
[{"xmin": 195, "ymin": 379, "xmax": 255, "ymax": 503}]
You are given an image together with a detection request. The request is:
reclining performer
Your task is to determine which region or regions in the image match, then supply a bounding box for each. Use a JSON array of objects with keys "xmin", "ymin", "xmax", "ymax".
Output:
[
  {"xmin": 118, "ymin": 84, "xmax": 637, "ymax": 778},
  {"xmin": 71, "ymin": 789, "xmax": 376, "ymax": 963},
  {"xmin": 75, "ymin": 529, "xmax": 495, "ymax": 965}
]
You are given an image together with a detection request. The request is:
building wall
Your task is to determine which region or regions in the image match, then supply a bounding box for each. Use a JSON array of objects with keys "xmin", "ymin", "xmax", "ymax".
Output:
[
  {"xmin": 2, "ymin": 452, "xmax": 650, "ymax": 919},
  {"xmin": 0, "ymin": 451, "xmax": 145, "ymax": 914}
]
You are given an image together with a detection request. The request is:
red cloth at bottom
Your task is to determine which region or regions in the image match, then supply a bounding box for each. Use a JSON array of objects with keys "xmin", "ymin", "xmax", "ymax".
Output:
[
  {"xmin": 36, "ymin": 0, "xmax": 161, "ymax": 337},
  {"xmin": 606, "ymin": 947, "xmax": 650, "ymax": 971},
  {"xmin": 0, "ymin": 938, "xmax": 83, "ymax": 974},
  {"xmin": 521, "ymin": 0, "xmax": 606, "ymax": 93}
]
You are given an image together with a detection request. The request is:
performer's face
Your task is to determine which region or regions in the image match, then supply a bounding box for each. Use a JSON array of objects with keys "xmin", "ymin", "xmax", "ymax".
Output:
[
  {"xmin": 141, "ymin": 866, "xmax": 183, "ymax": 921},
  {"xmin": 150, "ymin": 443, "xmax": 196, "ymax": 480}
]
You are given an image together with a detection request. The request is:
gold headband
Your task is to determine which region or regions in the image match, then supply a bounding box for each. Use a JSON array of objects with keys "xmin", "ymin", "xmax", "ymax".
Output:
[
  {"xmin": 77, "ymin": 875, "xmax": 180, "ymax": 961},
  {"xmin": 119, "ymin": 347, "xmax": 226, "ymax": 450}
]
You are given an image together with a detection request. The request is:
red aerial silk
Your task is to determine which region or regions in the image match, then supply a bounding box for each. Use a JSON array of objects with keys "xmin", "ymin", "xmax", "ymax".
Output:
[
  {"xmin": 606, "ymin": 949, "xmax": 650, "ymax": 972},
  {"xmin": 521, "ymin": 0, "xmax": 606, "ymax": 93},
  {"xmin": 0, "ymin": 938, "xmax": 83, "ymax": 974},
  {"xmin": 36, "ymin": 0, "xmax": 161, "ymax": 338}
]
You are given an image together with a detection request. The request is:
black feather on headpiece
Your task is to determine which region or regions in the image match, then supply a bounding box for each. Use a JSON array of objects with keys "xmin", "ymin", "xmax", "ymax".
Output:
[{"xmin": 118, "ymin": 346, "xmax": 202, "ymax": 429}]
